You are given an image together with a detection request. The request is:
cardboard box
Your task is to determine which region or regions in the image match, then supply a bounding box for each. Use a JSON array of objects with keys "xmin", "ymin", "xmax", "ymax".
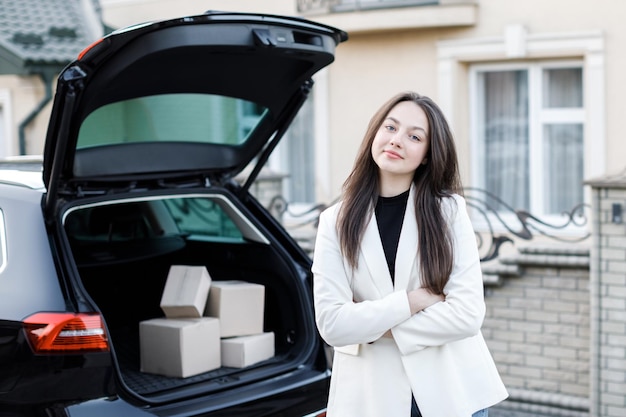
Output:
[
  {"xmin": 160, "ymin": 265, "xmax": 211, "ymax": 318},
  {"xmin": 139, "ymin": 317, "xmax": 220, "ymax": 378},
  {"xmin": 205, "ymin": 280, "xmax": 265, "ymax": 337},
  {"xmin": 221, "ymin": 332, "xmax": 275, "ymax": 368}
]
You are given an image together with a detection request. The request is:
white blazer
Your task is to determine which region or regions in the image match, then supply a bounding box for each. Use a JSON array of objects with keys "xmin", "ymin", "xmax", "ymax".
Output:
[{"xmin": 312, "ymin": 188, "xmax": 508, "ymax": 417}]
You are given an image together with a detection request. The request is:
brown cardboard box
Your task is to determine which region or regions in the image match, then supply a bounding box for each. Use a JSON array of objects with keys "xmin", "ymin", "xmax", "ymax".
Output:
[
  {"xmin": 205, "ymin": 280, "xmax": 265, "ymax": 337},
  {"xmin": 160, "ymin": 265, "xmax": 211, "ymax": 318},
  {"xmin": 139, "ymin": 317, "xmax": 220, "ymax": 378},
  {"xmin": 221, "ymin": 332, "xmax": 275, "ymax": 368}
]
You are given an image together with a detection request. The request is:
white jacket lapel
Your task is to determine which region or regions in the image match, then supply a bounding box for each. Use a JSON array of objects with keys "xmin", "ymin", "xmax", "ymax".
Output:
[
  {"xmin": 394, "ymin": 186, "xmax": 419, "ymax": 291},
  {"xmin": 360, "ymin": 213, "xmax": 394, "ymax": 297}
]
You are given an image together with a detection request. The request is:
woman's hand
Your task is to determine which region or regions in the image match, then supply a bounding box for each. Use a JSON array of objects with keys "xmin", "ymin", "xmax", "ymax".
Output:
[
  {"xmin": 407, "ymin": 288, "xmax": 445, "ymax": 315},
  {"xmin": 380, "ymin": 290, "xmax": 444, "ymax": 340}
]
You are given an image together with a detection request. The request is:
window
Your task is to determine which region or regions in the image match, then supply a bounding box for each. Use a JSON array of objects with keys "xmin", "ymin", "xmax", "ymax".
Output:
[
  {"xmin": 265, "ymin": 89, "xmax": 317, "ymax": 206},
  {"xmin": 472, "ymin": 62, "xmax": 584, "ymax": 216},
  {"xmin": 65, "ymin": 198, "xmax": 244, "ymax": 246},
  {"xmin": 238, "ymin": 100, "xmax": 266, "ymax": 139},
  {"xmin": 281, "ymin": 92, "xmax": 316, "ymax": 203},
  {"xmin": 164, "ymin": 197, "xmax": 243, "ymax": 241},
  {"xmin": 77, "ymin": 93, "xmax": 268, "ymax": 148},
  {"xmin": 331, "ymin": 0, "xmax": 438, "ymax": 12}
]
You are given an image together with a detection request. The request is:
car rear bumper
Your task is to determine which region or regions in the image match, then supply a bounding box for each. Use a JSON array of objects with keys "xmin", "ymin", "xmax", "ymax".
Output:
[{"xmin": 63, "ymin": 369, "xmax": 330, "ymax": 417}]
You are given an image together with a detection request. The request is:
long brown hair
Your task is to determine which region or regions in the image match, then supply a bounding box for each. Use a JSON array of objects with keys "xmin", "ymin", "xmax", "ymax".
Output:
[{"xmin": 336, "ymin": 91, "xmax": 462, "ymax": 294}]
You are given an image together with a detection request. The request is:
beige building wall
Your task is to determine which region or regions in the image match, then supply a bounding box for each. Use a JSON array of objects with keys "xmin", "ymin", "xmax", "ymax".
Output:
[
  {"xmin": 318, "ymin": 27, "xmax": 457, "ymax": 202},
  {"xmin": 98, "ymin": 0, "xmax": 617, "ymax": 208},
  {"xmin": 310, "ymin": 0, "xmax": 625, "ymax": 204},
  {"xmin": 14, "ymin": 0, "xmax": 624, "ymax": 209},
  {"xmin": 0, "ymin": 74, "xmax": 51, "ymax": 156},
  {"xmin": 101, "ymin": 0, "xmax": 295, "ymax": 28},
  {"xmin": 101, "ymin": 1, "xmax": 466, "ymax": 203}
]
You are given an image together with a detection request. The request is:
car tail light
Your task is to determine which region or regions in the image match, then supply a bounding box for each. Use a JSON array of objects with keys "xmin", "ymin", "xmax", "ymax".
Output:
[
  {"xmin": 23, "ymin": 312, "xmax": 110, "ymax": 353},
  {"xmin": 77, "ymin": 38, "xmax": 105, "ymax": 60}
]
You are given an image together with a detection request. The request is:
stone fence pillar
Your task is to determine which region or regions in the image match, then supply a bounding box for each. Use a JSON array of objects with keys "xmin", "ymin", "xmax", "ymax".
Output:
[{"xmin": 587, "ymin": 171, "xmax": 626, "ymax": 417}]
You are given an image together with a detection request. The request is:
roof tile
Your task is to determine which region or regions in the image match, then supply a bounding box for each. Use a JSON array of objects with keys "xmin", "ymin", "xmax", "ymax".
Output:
[{"xmin": 0, "ymin": 0, "xmax": 103, "ymax": 67}]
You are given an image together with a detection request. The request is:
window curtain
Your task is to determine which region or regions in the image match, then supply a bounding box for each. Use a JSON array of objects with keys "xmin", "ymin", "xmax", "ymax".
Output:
[
  {"xmin": 483, "ymin": 70, "xmax": 529, "ymax": 211},
  {"xmin": 543, "ymin": 68, "xmax": 583, "ymax": 214},
  {"xmin": 285, "ymin": 93, "xmax": 315, "ymax": 203},
  {"xmin": 543, "ymin": 68, "xmax": 583, "ymax": 108},
  {"xmin": 544, "ymin": 124, "xmax": 583, "ymax": 213}
]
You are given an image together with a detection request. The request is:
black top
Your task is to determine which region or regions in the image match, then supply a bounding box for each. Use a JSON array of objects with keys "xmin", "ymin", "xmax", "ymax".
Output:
[{"xmin": 375, "ymin": 190, "xmax": 410, "ymax": 283}]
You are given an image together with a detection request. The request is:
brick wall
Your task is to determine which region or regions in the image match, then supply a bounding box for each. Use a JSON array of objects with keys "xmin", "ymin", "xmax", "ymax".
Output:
[
  {"xmin": 482, "ymin": 172, "xmax": 626, "ymax": 417},
  {"xmin": 588, "ymin": 179, "xmax": 626, "ymax": 417},
  {"xmin": 482, "ymin": 247, "xmax": 591, "ymax": 416}
]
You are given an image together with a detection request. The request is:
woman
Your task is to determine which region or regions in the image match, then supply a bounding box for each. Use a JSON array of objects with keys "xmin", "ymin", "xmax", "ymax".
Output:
[{"xmin": 312, "ymin": 91, "xmax": 508, "ymax": 417}]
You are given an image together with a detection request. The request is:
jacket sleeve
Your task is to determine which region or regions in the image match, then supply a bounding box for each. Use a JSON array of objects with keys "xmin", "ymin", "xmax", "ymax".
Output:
[
  {"xmin": 392, "ymin": 195, "xmax": 487, "ymax": 356},
  {"xmin": 312, "ymin": 206, "xmax": 412, "ymax": 347}
]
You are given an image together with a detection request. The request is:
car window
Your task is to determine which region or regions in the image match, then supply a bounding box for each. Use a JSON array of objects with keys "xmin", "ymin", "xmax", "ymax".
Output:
[
  {"xmin": 163, "ymin": 197, "xmax": 243, "ymax": 242},
  {"xmin": 65, "ymin": 197, "xmax": 244, "ymax": 246},
  {"xmin": 76, "ymin": 93, "xmax": 268, "ymax": 149}
]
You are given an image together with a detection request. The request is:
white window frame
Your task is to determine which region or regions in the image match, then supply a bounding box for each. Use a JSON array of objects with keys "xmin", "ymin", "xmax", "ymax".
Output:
[
  {"xmin": 437, "ymin": 26, "xmax": 604, "ymax": 235},
  {"xmin": 469, "ymin": 60, "xmax": 585, "ymax": 216}
]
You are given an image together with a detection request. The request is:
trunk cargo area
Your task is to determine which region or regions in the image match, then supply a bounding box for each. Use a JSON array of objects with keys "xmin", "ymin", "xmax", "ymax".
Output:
[{"xmin": 62, "ymin": 194, "xmax": 314, "ymax": 397}]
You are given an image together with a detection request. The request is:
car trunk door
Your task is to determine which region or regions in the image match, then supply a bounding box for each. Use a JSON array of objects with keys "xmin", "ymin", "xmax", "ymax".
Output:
[{"xmin": 42, "ymin": 11, "xmax": 347, "ymax": 218}]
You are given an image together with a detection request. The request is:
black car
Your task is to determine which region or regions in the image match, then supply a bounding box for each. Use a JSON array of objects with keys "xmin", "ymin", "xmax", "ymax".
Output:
[{"xmin": 0, "ymin": 11, "xmax": 346, "ymax": 416}]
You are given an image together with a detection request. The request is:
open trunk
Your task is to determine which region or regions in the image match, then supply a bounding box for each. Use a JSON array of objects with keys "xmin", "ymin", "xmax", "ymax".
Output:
[{"xmin": 62, "ymin": 190, "xmax": 317, "ymax": 399}]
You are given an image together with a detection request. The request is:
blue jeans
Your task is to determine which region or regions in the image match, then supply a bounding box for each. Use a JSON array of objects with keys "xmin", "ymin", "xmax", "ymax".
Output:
[{"xmin": 411, "ymin": 396, "xmax": 488, "ymax": 417}]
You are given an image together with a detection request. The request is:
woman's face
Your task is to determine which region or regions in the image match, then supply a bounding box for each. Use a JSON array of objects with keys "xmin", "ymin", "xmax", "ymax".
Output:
[{"xmin": 371, "ymin": 101, "xmax": 430, "ymax": 189}]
